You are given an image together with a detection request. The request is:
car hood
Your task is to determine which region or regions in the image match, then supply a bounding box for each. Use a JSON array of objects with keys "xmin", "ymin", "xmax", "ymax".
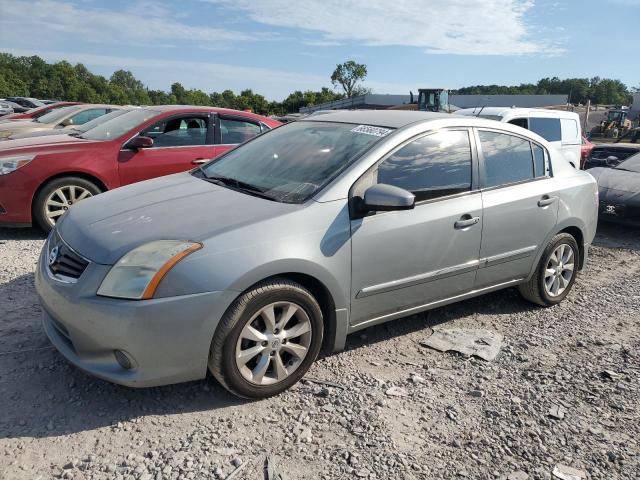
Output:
[
  {"xmin": 0, "ymin": 133, "xmax": 95, "ymax": 153},
  {"xmin": 57, "ymin": 172, "xmax": 302, "ymax": 264},
  {"xmin": 595, "ymin": 167, "xmax": 640, "ymax": 194}
]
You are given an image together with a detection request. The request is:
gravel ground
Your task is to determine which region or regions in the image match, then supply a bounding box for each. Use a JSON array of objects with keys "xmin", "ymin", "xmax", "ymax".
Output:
[{"xmin": 0, "ymin": 223, "xmax": 639, "ymax": 480}]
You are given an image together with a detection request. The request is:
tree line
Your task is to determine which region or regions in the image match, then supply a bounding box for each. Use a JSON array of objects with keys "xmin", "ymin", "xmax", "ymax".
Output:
[
  {"xmin": 0, "ymin": 53, "xmax": 634, "ymax": 115},
  {"xmin": 453, "ymin": 77, "xmax": 633, "ymax": 106}
]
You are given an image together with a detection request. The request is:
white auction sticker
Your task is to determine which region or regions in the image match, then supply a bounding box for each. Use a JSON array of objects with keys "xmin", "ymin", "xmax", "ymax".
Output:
[{"xmin": 350, "ymin": 125, "xmax": 392, "ymax": 137}]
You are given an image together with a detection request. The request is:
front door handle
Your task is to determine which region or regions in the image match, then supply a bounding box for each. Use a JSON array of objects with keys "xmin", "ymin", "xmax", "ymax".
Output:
[
  {"xmin": 537, "ymin": 195, "xmax": 558, "ymax": 207},
  {"xmin": 454, "ymin": 215, "xmax": 480, "ymax": 229},
  {"xmin": 191, "ymin": 158, "xmax": 208, "ymax": 165}
]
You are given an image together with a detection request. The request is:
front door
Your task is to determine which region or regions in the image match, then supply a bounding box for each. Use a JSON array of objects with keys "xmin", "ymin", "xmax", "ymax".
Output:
[
  {"xmin": 118, "ymin": 114, "xmax": 215, "ymax": 186},
  {"xmin": 474, "ymin": 129, "xmax": 559, "ymax": 288},
  {"xmin": 349, "ymin": 129, "xmax": 483, "ymax": 326}
]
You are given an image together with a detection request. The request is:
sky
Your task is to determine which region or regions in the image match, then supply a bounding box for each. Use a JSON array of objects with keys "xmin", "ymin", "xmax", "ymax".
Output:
[{"xmin": 0, "ymin": 0, "xmax": 638, "ymax": 100}]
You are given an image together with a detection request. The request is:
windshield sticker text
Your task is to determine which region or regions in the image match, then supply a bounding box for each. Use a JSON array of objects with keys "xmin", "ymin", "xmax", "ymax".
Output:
[{"xmin": 351, "ymin": 125, "xmax": 392, "ymax": 137}]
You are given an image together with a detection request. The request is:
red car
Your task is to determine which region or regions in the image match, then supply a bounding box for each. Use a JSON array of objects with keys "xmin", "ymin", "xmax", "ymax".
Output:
[
  {"xmin": 0, "ymin": 106, "xmax": 280, "ymax": 230},
  {"xmin": 0, "ymin": 101, "xmax": 82, "ymax": 122},
  {"xmin": 580, "ymin": 135, "xmax": 594, "ymax": 169}
]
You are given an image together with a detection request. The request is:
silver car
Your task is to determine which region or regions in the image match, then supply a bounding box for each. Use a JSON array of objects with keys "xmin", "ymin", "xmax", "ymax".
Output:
[{"xmin": 36, "ymin": 111, "xmax": 598, "ymax": 398}]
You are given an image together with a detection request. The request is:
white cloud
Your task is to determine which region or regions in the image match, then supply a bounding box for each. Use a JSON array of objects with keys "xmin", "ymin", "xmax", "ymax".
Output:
[
  {"xmin": 211, "ymin": 0, "xmax": 552, "ymax": 55},
  {"xmin": 0, "ymin": 0, "xmax": 263, "ymax": 47}
]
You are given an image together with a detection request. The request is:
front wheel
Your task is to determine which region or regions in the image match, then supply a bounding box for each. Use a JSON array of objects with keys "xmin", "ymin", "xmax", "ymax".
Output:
[
  {"xmin": 209, "ymin": 279, "xmax": 324, "ymax": 398},
  {"xmin": 519, "ymin": 233, "xmax": 579, "ymax": 306},
  {"xmin": 33, "ymin": 177, "xmax": 102, "ymax": 232}
]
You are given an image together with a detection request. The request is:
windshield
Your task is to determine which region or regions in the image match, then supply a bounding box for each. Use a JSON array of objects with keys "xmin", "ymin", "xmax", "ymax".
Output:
[
  {"xmin": 75, "ymin": 109, "xmax": 129, "ymax": 133},
  {"xmin": 36, "ymin": 105, "xmax": 81, "ymax": 124},
  {"xmin": 200, "ymin": 121, "xmax": 392, "ymax": 203},
  {"xmin": 616, "ymin": 152, "xmax": 640, "ymax": 173},
  {"xmin": 79, "ymin": 109, "xmax": 156, "ymax": 141}
]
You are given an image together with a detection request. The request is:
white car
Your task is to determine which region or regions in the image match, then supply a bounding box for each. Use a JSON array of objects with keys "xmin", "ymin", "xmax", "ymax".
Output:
[{"xmin": 456, "ymin": 107, "xmax": 582, "ymax": 168}]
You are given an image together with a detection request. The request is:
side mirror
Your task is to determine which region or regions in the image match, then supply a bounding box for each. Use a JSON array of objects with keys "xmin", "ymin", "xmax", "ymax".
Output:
[
  {"xmin": 60, "ymin": 118, "xmax": 74, "ymax": 127},
  {"xmin": 128, "ymin": 136, "xmax": 154, "ymax": 150},
  {"xmin": 361, "ymin": 183, "xmax": 415, "ymax": 212},
  {"xmin": 605, "ymin": 156, "xmax": 619, "ymax": 166}
]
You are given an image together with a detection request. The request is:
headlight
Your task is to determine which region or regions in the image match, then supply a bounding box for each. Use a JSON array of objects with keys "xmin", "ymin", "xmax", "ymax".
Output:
[
  {"xmin": 0, "ymin": 154, "xmax": 36, "ymax": 174},
  {"xmin": 97, "ymin": 240, "xmax": 202, "ymax": 300}
]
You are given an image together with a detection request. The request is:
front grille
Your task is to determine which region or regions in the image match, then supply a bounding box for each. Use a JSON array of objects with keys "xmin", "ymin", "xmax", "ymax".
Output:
[{"xmin": 47, "ymin": 230, "xmax": 89, "ymax": 280}]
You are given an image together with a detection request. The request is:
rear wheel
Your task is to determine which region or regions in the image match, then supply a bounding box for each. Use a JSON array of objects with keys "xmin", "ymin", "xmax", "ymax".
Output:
[
  {"xmin": 33, "ymin": 177, "xmax": 101, "ymax": 232},
  {"xmin": 209, "ymin": 279, "xmax": 323, "ymax": 398},
  {"xmin": 519, "ymin": 233, "xmax": 579, "ymax": 306}
]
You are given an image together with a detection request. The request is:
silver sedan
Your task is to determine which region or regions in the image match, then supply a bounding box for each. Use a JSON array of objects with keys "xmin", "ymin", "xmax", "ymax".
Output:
[{"xmin": 36, "ymin": 111, "xmax": 598, "ymax": 398}]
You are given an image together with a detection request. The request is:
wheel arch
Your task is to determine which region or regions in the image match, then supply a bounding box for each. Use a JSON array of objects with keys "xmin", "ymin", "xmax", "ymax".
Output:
[{"xmin": 31, "ymin": 171, "xmax": 109, "ymax": 217}]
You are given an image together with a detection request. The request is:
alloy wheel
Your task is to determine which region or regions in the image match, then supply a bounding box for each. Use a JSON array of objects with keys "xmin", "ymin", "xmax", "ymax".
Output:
[
  {"xmin": 544, "ymin": 243, "xmax": 575, "ymax": 297},
  {"xmin": 44, "ymin": 185, "xmax": 93, "ymax": 226},
  {"xmin": 235, "ymin": 301, "xmax": 312, "ymax": 386}
]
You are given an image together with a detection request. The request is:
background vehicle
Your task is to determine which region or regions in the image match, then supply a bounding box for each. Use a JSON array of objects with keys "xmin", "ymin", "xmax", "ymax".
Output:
[
  {"xmin": 0, "ymin": 106, "xmax": 280, "ymax": 230},
  {"xmin": 583, "ymin": 143, "xmax": 640, "ymax": 169},
  {"xmin": 588, "ymin": 152, "xmax": 640, "ymax": 225},
  {"xmin": 456, "ymin": 107, "xmax": 582, "ymax": 167},
  {"xmin": 1, "ymin": 100, "xmax": 30, "ymax": 114},
  {"xmin": 0, "ymin": 101, "xmax": 82, "ymax": 122},
  {"xmin": 0, "ymin": 104, "xmax": 118, "ymax": 139},
  {"xmin": 7, "ymin": 108, "xmax": 132, "ymax": 141},
  {"xmin": 0, "ymin": 102, "xmax": 14, "ymax": 117},
  {"xmin": 5, "ymin": 97, "xmax": 45, "ymax": 109},
  {"xmin": 591, "ymin": 109, "xmax": 631, "ymax": 138},
  {"xmin": 580, "ymin": 135, "xmax": 594, "ymax": 168},
  {"xmin": 36, "ymin": 111, "xmax": 597, "ymax": 398}
]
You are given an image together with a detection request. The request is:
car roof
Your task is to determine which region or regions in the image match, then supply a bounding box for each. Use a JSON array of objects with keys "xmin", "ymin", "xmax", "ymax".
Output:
[
  {"xmin": 301, "ymin": 110, "xmax": 452, "ymax": 128},
  {"xmin": 456, "ymin": 107, "xmax": 578, "ymax": 118},
  {"xmin": 143, "ymin": 105, "xmax": 274, "ymax": 121}
]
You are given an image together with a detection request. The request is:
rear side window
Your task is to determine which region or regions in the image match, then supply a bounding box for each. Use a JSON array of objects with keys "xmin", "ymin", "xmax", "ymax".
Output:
[
  {"xmin": 220, "ymin": 118, "xmax": 261, "ymax": 144},
  {"xmin": 560, "ymin": 118, "xmax": 579, "ymax": 144},
  {"xmin": 377, "ymin": 130, "xmax": 472, "ymax": 202},
  {"xmin": 529, "ymin": 117, "xmax": 561, "ymax": 142},
  {"xmin": 532, "ymin": 144, "xmax": 547, "ymax": 177},
  {"xmin": 479, "ymin": 131, "xmax": 533, "ymax": 188}
]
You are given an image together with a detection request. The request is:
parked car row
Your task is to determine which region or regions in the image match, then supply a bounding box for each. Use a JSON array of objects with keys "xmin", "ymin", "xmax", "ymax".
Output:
[{"xmin": 0, "ymin": 105, "xmax": 280, "ymax": 230}]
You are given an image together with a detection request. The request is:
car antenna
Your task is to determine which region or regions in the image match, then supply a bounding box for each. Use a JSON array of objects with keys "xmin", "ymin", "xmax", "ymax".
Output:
[{"xmin": 475, "ymin": 105, "xmax": 486, "ymax": 117}]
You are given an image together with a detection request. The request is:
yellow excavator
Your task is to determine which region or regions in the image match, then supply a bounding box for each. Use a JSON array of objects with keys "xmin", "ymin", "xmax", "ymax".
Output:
[
  {"xmin": 389, "ymin": 88, "xmax": 453, "ymax": 112},
  {"xmin": 591, "ymin": 109, "xmax": 632, "ymax": 138}
]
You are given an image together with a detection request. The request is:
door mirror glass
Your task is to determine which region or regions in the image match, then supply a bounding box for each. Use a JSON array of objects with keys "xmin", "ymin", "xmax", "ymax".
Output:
[
  {"xmin": 605, "ymin": 155, "xmax": 619, "ymax": 166},
  {"xmin": 362, "ymin": 183, "xmax": 415, "ymax": 212},
  {"xmin": 60, "ymin": 118, "xmax": 74, "ymax": 127},
  {"xmin": 128, "ymin": 136, "xmax": 154, "ymax": 150}
]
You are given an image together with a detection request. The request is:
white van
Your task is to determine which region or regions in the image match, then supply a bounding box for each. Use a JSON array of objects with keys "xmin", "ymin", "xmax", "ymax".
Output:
[{"xmin": 456, "ymin": 107, "xmax": 582, "ymax": 168}]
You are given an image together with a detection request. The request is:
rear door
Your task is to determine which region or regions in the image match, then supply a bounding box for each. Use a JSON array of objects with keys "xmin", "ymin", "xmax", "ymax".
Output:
[
  {"xmin": 214, "ymin": 115, "xmax": 265, "ymax": 157},
  {"xmin": 475, "ymin": 128, "xmax": 558, "ymax": 289},
  {"xmin": 118, "ymin": 113, "xmax": 215, "ymax": 185},
  {"xmin": 349, "ymin": 129, "xmax": 483, "ymax": 326}
]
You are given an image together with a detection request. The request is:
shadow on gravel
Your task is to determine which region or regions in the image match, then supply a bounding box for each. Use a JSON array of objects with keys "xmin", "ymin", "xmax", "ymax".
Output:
[
  {"xmin": 0, "ymin": 226, "xmax": 47, "ymax": 241},
  {"xmin": 593, "ymin": 221, "xmax": 640, "ymax": 251}
]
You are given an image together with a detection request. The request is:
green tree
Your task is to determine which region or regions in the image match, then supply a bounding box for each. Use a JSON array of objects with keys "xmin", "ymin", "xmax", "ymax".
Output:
[{"xmin": 331, "ymin": 60, "xmax": 368, "ymax": 98}]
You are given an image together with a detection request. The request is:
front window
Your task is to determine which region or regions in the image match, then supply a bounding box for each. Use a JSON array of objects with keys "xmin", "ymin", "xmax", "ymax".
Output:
[
  {"xmin": 76, "ymin": 109, "xmax": 128, "ymax": 133},
  {"xmin": 35, "ymin": 105, "xmax": 81, "ymax": 124},
  {"xmin": 376, "ymin": 130, "xmax": 472, "ymax": 201},
  {"xmin": 200, "ymin": 121, "xmax": 391, "ymax": 203},
  {"xmin": 142, "ymin": 116, "xmax": 208, "ymax": 147},
  {"xmin": 67, "ymin": 108, "xmax": 109, "ymax": 126},
  {"xmin": 79, "ymin": 109, "xmax": 156, "ymax": 141}
]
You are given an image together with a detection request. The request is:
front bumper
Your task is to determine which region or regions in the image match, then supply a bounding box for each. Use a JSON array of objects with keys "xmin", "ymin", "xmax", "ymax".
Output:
[
  {"xmin": 0, "ymin": 168, "xmax": 35, "ymax": 225},
  {"xmin": 35, "ymin": 236, "xmax": 238, "ymax": 387}
]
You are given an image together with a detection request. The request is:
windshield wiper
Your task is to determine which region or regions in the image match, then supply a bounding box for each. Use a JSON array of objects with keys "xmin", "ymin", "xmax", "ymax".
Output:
[{"xmin": 203, "ymin": 175, "xmax": 278, "ymax": 201}]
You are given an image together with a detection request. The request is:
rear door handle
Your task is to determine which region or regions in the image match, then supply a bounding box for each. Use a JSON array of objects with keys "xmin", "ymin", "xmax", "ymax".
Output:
[
  {"xmin": 537, "ymin": 195, "xmax": 558, "ymax": 207},
  {"xmin": 191, "ymin": 158, "xmax": 208, "ymax": 165},
  {"xmin": 454, "ymin": 216, "xmax": 480, "ymax": 229}
]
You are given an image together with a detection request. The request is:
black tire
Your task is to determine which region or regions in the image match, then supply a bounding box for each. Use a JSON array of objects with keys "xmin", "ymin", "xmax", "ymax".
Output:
[
  {"xmin": 519, "ymin": 233, "xmax": 579, "ymax": 307},
  {"xmin": 33, "ymin": 177, "xmax": 102, "ymax": 232},
  {"xmin": 209, "ymin": 278, "xmax": 324, "ymax": 399}
]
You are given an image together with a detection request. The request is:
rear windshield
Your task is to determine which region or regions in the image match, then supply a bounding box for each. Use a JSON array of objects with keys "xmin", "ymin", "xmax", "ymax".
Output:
[
  {"xmin": 79, "ymin": 109, "xmax": 156, "ymax": 141},
  {"xmin": 200, "ymin": 121, "xmax": 392, "ymax": 203}
]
